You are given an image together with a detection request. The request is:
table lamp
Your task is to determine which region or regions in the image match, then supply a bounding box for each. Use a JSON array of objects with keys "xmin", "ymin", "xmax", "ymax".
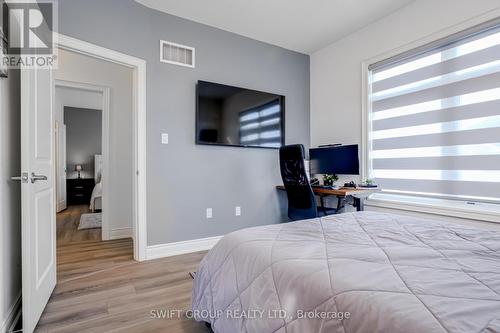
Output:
[{"xmin": 75, "ymin": 164, "xmax": 83, "ymax": 179}]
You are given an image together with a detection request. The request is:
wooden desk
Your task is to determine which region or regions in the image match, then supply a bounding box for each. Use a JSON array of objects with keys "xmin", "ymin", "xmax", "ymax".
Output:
[{"xmin": 276, "ymin": 185, "xmax": 379, "ymax": 212}]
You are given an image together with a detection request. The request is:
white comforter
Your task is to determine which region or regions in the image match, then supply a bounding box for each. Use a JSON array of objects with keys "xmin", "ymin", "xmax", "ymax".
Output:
[
  {"xmin": 89, "ymin": 181, "xmax": 102, "ymax": 211},
  {"xmin": 192, "ymin": 212, "xmax": 500, "ymax": 333}
]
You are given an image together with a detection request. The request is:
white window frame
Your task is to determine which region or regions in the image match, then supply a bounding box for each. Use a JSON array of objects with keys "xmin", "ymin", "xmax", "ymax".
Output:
[{"xmin": 361, "ymin": 9, "xmax": 500, "ymax": 223}]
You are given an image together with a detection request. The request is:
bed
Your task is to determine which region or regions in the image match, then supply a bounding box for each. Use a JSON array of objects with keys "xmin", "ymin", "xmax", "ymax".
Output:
[
  {"xmin": 192, "ymin": 211, "xmax": 500, "ymax": 333},
  {"xmin": 89, "ymin": 182, "xmax": 102, "ymax": 212},
  {"xmin": 90, "ymin": 154, "xmax": 102, "ymax": 212}
]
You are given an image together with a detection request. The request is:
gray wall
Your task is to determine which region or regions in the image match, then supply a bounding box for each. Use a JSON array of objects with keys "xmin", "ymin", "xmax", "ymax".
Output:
[
  {"xmin": 0, "ymin": 69, "xmax": 21, "ymax": 330},
  {"xmin": 64, "ymin": 107, "xmax": 102, "ymax": 179},
  {"xmin": 58, "ymin": 0, "xmax": 310, "ymax": 245}
]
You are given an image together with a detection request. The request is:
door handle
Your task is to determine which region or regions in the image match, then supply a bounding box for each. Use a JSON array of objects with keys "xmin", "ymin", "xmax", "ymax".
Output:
[
  {"xmin": 31, "ymin": 173, "xmax": 48, "ymax": 183},
  {"xmin": 11, "ymin": 172, "xmax": 29, "ymax": 183}
]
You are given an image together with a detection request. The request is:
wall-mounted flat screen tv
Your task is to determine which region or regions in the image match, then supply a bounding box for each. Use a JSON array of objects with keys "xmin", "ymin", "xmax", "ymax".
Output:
[{"xmin": 196, "ymin": 81, "xmax": 285, "ymax": 148}]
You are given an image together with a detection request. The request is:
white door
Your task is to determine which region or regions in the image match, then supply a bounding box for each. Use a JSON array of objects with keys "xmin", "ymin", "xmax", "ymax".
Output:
[
  {"xmin": 56, "ymin": 123, "xmax": 67, "ymax": 212},
  {"xmin": 21, "ymin": 66, "xmax": 56, "ymax": 333}
]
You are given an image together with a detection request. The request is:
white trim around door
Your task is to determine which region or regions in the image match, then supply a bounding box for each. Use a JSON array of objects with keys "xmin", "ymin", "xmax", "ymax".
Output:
[{"xmin": 55, "ymin": 33, "xmax": 147, "ymax": 261}]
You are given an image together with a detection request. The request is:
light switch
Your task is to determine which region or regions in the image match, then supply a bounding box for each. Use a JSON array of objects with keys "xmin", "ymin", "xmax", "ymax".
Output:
[
  {"xmin": 206, "ymin": 208, "xmax": 213, "ymax": 219},
  {"xmin": 235, "ymin": 206, "xmax": 241, "ymax": 216},
  {"xmin": 161, "ymin": 133, "xmax": 169, "ymax": 144}
]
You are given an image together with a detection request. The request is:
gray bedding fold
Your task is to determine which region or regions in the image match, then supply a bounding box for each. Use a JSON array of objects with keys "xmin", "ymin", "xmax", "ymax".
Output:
[{"xmin": 192, "ymin": 212, "xmax": 500, "ymax": 333}]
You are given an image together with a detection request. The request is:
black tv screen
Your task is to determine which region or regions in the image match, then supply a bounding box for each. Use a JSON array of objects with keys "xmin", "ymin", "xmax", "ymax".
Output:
[{"xmin": 196, "ymin": 81, "xmax": 285, "ymax": 148}]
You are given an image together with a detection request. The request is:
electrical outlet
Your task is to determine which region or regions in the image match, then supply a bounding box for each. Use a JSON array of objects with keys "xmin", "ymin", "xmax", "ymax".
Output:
[
  {"xmin": 235, "ymin": 206, "xmax": 241, "ymax": 216},
  {"xmin": 161, "ymin": 133, "xmax": 169, "ymax": 144},
  {"xmin": 206, "ymin": 208, "xmax": 213, "ymax": 219}
]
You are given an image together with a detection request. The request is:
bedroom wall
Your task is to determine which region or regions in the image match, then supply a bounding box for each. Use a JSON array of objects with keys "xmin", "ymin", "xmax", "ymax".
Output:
[
  {"xmin": 55, "ymin": 49, "xmax": 134, "ymax": 234},
  {"xmin": 64, "ymin": 107, "xmax": 102, "ymax": 179},
  {"xmin": 310, "ymin": 0, "xmax": 500, "ymax": 227},
  {"xmin": 57, "ymin": 0, "xmax": 310, "ymax": 245},
  {"xmin": 0, "ymin": 69, "xmax": 21, "ymax": 331}
]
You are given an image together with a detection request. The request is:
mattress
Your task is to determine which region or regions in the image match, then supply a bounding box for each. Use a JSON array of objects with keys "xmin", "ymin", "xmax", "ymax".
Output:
[
  {"xmin": 89, "ymin": 182, "xmax": 102, "ymax": 212},
  {"xmin": 192, "ymin": 212, "xmax": 500, "ymax": 333}
]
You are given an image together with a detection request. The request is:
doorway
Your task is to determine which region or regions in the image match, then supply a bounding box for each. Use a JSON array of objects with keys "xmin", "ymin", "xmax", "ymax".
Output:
[
  {"xmin": 52, "ymin": 46, "xmax": 137, "ymax": 285},
  {"xmin": 54, "ymin": 48, "xmax": 136, "ymax": 247},
  {"xmin": 54, "ymin": 34, "xmax": 147, "ymax": 261},
  {"xmin": 20, "ymin": 34, "xmax": 147, "ymax": 333},
  {"xmin": 54, "ymin": 82, "xmax": 110, "ymax": 243},
  {"xmin": 58, "ymin": 105, "xmax": 103, "ymax": 242}
]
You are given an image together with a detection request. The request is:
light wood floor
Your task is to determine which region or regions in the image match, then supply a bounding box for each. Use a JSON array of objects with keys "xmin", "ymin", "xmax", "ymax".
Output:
[
  {"xmin": 57, "ymin": 205, "xmax": 101, "ymax": 244},
  {"xmin": 36, "ymin": 206, "xmax": 210, "ymax": 332}
]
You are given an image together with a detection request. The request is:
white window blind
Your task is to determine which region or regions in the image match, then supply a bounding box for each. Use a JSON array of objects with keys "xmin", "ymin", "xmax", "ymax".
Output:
[
  {"xmin": 367, "ymin": 23, "xmax": 500, "ymax": 204},
  {"xmin": 239, "ymin": 99, "xmax": 282, "ymax": 148}
]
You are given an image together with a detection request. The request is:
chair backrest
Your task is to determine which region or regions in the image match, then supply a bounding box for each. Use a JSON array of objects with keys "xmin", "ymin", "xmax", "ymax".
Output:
[{"xmin": 279, "ymin": 144, "xmax": 318, "ymax": 221}]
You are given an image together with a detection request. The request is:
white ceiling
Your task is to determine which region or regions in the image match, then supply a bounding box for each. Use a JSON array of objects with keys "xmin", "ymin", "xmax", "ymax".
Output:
[{"xmin": 136, "ymin": 0, "xmax": 415, "ymax": 54}]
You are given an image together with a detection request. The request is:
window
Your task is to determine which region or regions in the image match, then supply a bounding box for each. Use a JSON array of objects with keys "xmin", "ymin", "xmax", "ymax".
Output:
[
  {"xmin": 239, "ymin": 99, "xmax": 282, "ymax": 148},
  {"xmin": 366, "ymin": 23, "xmax": 500, "ymax": 204}
]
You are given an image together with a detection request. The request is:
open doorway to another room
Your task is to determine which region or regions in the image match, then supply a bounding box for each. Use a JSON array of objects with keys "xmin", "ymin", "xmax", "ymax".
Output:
[
  {"xmin": 52, "ymin": 47, "xmax": 136, "ymax": 283},
  {"xmin": 55, "ymin": 100, "xmax": 104, "ymax": 243}
]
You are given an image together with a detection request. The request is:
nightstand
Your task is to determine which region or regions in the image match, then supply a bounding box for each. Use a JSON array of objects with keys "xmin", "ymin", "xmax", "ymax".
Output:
[{"xmin": 67, "ymin": 178, "xmax": 95, "ymax": 206}]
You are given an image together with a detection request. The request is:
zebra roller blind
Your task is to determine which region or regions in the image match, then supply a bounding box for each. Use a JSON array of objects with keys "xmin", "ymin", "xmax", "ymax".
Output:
[{"xmin": 368, "ymin": 23, "xmax": 500, "ymax": 203}]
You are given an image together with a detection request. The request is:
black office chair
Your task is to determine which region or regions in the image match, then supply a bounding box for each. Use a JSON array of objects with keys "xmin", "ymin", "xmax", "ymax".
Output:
[{"xmin": 279, "ymin": 144, "xmax": 337, "ymax": 221}]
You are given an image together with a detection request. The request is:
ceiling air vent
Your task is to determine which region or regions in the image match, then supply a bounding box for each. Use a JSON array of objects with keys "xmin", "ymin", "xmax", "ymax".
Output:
[{"xmin": 160, "ymin": 40, "xmax": 195, "ymax": 68}]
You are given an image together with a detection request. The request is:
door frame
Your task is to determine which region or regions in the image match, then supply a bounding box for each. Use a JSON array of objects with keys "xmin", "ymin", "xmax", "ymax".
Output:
[
  {"xmin": 54, "ymin": 80, "xmax": 111, "ymax": 240},
  {"xmin": 54, "ymin": 120, "xmax": 66, "ymax": 213},
  {"xmin": 55, "ymin": 33, "xmax": 147, "ymax": 261}
]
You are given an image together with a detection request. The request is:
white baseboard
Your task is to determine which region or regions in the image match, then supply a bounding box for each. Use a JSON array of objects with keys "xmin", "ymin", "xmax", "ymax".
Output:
[
  {"xmin": 109, "ymin": 227, "xmax": 133, "ymax": 240},
  {"xmin": 146, "ymin": 236, "xmax": 222, "ymax": 260},
  {"xmin": 0, "ymin": 292, "xmax": 21, "ymax": 333}
]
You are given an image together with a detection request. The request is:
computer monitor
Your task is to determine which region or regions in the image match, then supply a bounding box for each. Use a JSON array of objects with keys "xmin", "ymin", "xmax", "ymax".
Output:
[{"xmin": 309, "ymin": 145, "xmax": 360, "ymax": 175}]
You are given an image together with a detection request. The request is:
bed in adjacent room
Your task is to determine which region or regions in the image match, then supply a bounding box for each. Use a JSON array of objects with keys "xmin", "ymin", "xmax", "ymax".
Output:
[
  {"xmin": 90, "ymin": 154, "xmax": 102, "ymax": 212},
  {"xmin": 192, "ymin": 212, "xmax": 500, "ymax": 333}
]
